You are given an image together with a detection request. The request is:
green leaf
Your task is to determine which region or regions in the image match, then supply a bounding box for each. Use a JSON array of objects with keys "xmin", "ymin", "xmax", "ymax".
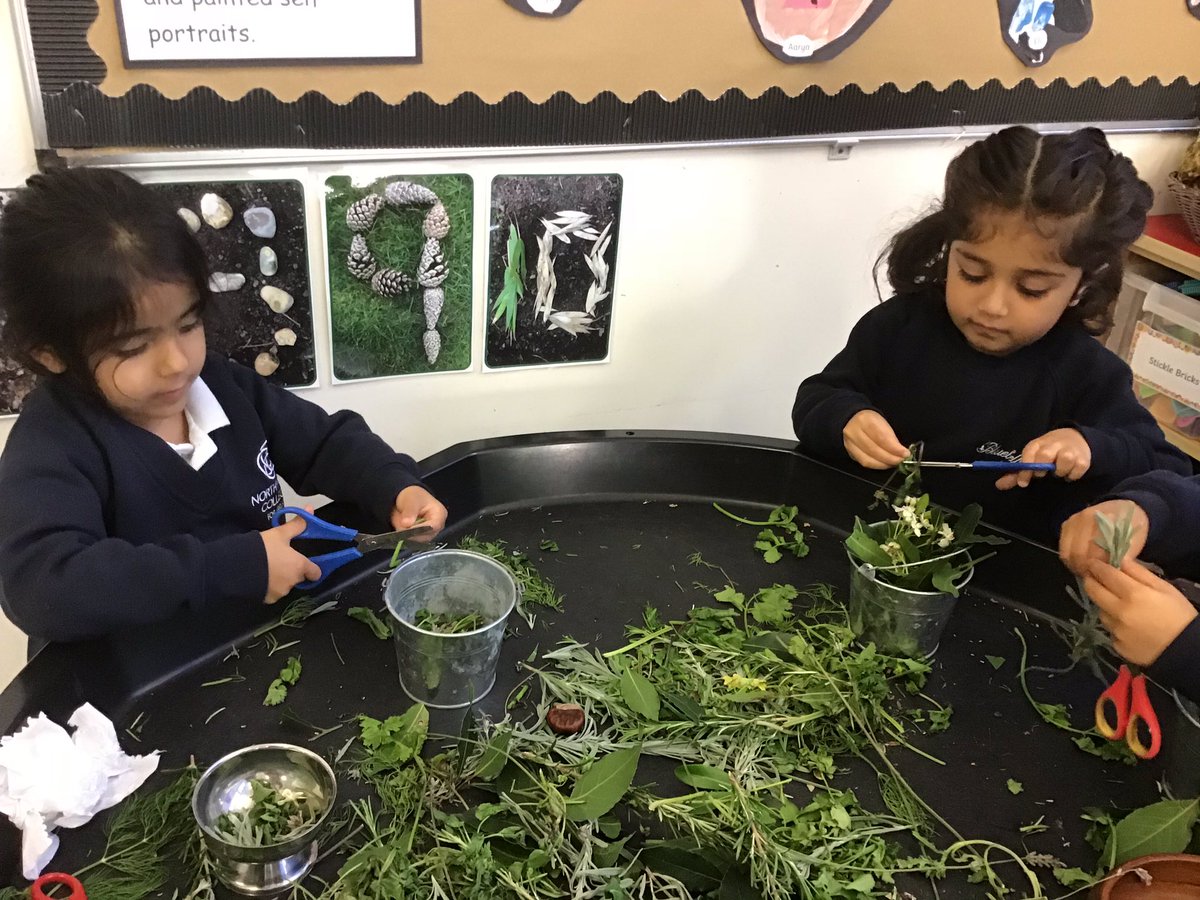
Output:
[
  {"xmin": 475, "ymin": 730, "xmax": 511, "ymax": 781},
  {"xmin": 1006, "ymin": 779, "xmax": 1023, "ymax": 795},
  {"xmin": 845, "ymin": 520, "xmax": 892, "ymax": 568},
  {"xmin": 360, "ymin": 703, "xmax": 429, "ymax": 766},
  {"xmin": 930, "ymin": 562, "xmax": 963, "ymax": 597},
  {"xmin": 985, "ymin": 655, "xmax": 1005, "ymax": 670},
  {"xmin": 659, "ymin": 690, "xmax": 705, "ymax": 724},
  {"xmin": 749, "ymin": 585, "xmax": 796, "ymax": 626},
  {"xmin": 1054, "ymin": 867, "xmax": 1095, "ymax": 888},
  {"xmin": 639, "ymin": 847, "xmax": 723, "ymax": 893},
  {"xmin": 619, "ymin": 669, "xmax": 660, "ymax": 722},
  {"xmin": 263, "ymin": 679, "xmax": 287, "ymax": 706},
  {"xmin": 348, "ymin": 606, "xmax": 391, "ymax": 640},
  {"xmin": 713, "ymin": 585, "xmax": 745, "ymax": 611},
  {"xmin": 279, "ymin": 655, "xmax": 302, "ymax": 685},
  {"xmin": 1103, "ymin": 799, "xmax": 1200, "ymax": 868},
  {"xmin": 675, "ymin": 764, "xmax": 730, "ymax": 791},
  {"xmin": 539, "ymin": 539, "xmax": 559, "ymax": 552},
  {"xmin": 719, "ymin": 868, "xmax": 763, "ymax": 900},
  {"xmin": 566, "ymin": 748, "xmax": 640, "ymax": 821},
  {"xmin": 845, "ymin": 873, "xmax": 875, "ymax": 893}
]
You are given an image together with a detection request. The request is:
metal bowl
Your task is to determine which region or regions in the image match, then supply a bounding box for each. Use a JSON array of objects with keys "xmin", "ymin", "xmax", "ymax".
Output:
[{"xmin": 192, "ymin": 743, "xmax": 337, "ymax": 896}]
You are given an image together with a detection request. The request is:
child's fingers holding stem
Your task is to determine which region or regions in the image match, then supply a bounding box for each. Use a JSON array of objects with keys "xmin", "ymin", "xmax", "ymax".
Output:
[
  {"xmin": 842, "ymin": 410, "xmax": 908, "ymax": 469},
  {"xmin": 1083, "ymin": 558, "xmax": 1197, "ymax": 667},
  {"xmin": 392, "ymin": 485, "xmax": 449, "ymax": 540},
  {"xmin": 1058, "ymin": 499, "xmax": 1148, "ymax": 574}
]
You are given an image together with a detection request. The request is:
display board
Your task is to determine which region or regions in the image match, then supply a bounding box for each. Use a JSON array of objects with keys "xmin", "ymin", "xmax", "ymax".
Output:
[{"xmin": 15, "ymin": 0, "xmax": 1200, "ymax": 149}]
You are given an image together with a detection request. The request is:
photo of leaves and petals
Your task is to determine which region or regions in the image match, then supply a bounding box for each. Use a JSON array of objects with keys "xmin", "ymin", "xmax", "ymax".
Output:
[{"xmin": 486, "ymin": 175, "xmax": 622, "ymax": 369}]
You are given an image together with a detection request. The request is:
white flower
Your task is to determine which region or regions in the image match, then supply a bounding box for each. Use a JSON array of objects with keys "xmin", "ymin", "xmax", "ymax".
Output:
[
  {"xmin": 936, "ymin": 523, "xmax": 955, "ymax": 549},
  {"xmin": 881, "ymin": 540, "xmax": 905, "ymax": 564}
]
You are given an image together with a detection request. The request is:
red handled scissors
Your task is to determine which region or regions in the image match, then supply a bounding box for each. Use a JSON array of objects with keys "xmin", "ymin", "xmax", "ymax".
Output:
[
  {"xmin": 32, "ymin": 873, "xmax": 86, "ymax": 899},
  {"xmin": 1095, "ymin": 664, "xmax": 1161, "ymax": 759},
  {"xmin": 271, "ymin": 507, "xmax": 433, "ymax": 590}
]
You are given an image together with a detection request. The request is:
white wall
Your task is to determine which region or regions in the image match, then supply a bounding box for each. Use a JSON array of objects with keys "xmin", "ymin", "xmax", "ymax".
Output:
[{"xmin": 0, "ymin": 0, "xmax": 1192, "ymax": 689}]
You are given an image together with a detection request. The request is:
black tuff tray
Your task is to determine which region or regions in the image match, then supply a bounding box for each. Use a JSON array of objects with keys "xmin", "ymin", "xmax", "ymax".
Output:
[{"xmin": 0, "ymin": 432, "xmax": 1166, "ymax": 893}]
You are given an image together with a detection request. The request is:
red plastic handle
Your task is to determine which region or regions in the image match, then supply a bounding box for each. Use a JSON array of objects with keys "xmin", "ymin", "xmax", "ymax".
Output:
[
  {"xmin": 1095, "ymin": 665, "xmax": 1133, "ymax": 740},
  {"xmin": 31, "ymin": 873, "xmax": 86, "ymax": 900},
  {"xmin": 1125, "ymin": 674, "xmax": 1162, "ymax": 760}
]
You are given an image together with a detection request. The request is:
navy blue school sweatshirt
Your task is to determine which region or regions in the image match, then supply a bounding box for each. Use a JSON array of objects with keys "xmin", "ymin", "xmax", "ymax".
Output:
[
  {"xmin": 792, "ymin": 292, "xmax": 1192, "ymax": 545},
  {"xmin": 0, "ymin": 353, "xmax": 423, "ymax": 642}
]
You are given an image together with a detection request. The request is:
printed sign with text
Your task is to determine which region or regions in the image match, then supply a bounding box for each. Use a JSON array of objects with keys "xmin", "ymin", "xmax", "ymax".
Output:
[
  {"xmin": 115, "ymin": 0, "xmax": 420, "ymax": 66},
  {"xmin": 1130, "ymin": 321, "xmax": 1200, "ymax": 410}
]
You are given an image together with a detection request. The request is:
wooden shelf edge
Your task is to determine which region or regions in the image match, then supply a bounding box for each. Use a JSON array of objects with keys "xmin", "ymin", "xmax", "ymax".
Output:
[{"xmin": 1131, "ymin": 234, "xmax": 1200, "ymax": 281}]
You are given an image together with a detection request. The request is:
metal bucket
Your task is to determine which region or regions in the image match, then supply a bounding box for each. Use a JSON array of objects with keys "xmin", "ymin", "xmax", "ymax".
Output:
[
  {"xmin": 384, "ymin": 549, "xmax": 518, "ymax": 709},
  {"xmin": 1164, "ymin": 690, "xmax": 1200, "ymax": 799},
  {"xmin": 847, "ymin": 563, "xmax": 969, "ymax": 658}
]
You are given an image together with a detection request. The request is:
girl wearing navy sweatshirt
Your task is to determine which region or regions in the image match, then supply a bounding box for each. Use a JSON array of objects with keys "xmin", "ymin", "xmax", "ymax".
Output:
[
  {"xmin": 0, "ymin": 168, "xmax": 447, "ymax": 642},
  {"xmin": 792, "ymin": 126, "xmax": 1190, "ymax": 544}
]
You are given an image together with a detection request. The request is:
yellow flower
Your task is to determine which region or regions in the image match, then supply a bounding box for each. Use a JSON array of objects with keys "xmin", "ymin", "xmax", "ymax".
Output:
[{"xmin": 722, "ymin": 673, "xmax": 768, "ymax": 691}]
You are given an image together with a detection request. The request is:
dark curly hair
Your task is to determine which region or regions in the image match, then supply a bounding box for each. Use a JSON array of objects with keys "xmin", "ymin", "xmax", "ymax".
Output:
[
  {"xmin": 0, "ymin": 167, "xmax": 210, "ymax": 397},
  {"xmin": 879, "ymin": 126, "xmax": 1153, "ymax": 336}
]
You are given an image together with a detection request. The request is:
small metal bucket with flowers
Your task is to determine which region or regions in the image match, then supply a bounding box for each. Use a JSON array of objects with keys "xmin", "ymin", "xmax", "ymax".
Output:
[{"xmin": 845, "ymin": 495, "xmax": 1006, "ymax": 658}]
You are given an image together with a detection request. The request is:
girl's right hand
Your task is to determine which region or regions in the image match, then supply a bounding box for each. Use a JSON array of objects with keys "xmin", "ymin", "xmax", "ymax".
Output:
[
  {"xmin": 260, "ymin": 515, "xmax": 322, "ymax": 604},
  {"xmin": 842, "ymin": 410, "xmax": 909, "ymax": 469}
]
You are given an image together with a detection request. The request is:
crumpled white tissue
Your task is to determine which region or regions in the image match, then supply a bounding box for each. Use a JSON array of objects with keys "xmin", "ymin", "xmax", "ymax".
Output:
[{"xmin": 0, "ymin": 703, "xmax": 159, "ymax": 879}]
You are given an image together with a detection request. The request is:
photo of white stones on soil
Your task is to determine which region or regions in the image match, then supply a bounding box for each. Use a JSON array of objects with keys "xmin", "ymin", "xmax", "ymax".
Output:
[
  {"xmin": 486, "ymin": 175, "xmax": 622, "ymax": 369},
  {"xmin": 0, "ymin": 189, "xmax": 37, "ymax": 416},
  {"xmin": 148, "ymin": 180, "xmax": 316, "ymax": 388}
]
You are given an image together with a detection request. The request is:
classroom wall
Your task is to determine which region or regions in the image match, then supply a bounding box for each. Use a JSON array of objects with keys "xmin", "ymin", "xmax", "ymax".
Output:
[{"xmin": 0, "ymin": 0, "xmax": 1193, "ymax": 689}]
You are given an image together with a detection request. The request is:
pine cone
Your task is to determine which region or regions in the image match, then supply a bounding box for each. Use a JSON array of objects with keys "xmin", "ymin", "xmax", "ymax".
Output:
[
  {"xmin": 423, "ymin": 202, "xmax": 451, "ymax": 240},
  {"xmin": 346, "ymin": 194, "xmax": 384, "ymax": 233},
  {"xmin": 346, "ymin": 234, "xmax": 377, "ymax": 282},
  {"xmin": 370, "ymin": 267, "xmax": 414, "ymax": 297},
  {"xmin": 423, "ymin": 329, "xmax": 442, "ymax": 366},
  {"xmin": 417, "ymin": 238, "xmax": 448, "ymax": 288},
  {"xmin": 423, "ymin": 287, "xmax": 445, "ymax": 331},
  {"xmin": 384, "ymin": 181, "xmax": 438, "ymax": 209}
]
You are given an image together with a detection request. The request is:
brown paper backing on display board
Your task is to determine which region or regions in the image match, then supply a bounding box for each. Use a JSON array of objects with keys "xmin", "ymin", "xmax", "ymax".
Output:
[{"xmin": 86, "ymin": 0, "xmax": 1199, "ymax": 105}]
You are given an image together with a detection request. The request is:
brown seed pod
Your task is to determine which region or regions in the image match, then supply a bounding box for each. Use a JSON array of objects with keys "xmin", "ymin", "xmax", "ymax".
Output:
[{"xmin": 546, "ymin": 703, "xmax": 585, "ymax": 736}]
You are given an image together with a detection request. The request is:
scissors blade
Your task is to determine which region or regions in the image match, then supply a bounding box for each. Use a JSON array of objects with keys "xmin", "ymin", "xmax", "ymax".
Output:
[
  {"xmin": 915, "ymin": 461, "xmax": 972, "ymax": 468},
  {"xmin": 354, "ymin": 525, "xmax": 434, "ymax": 553}
]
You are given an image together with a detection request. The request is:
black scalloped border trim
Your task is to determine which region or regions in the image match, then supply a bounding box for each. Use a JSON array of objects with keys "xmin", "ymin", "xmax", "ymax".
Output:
[{"xmin": 40, "ymin": 78, "xmax": 1200, "ymax": 150}]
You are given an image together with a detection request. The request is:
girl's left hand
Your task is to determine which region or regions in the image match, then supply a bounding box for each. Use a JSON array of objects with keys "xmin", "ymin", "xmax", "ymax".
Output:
[
  {"xmin": 1082, "ymin": 558, "xmax": 1197, "ymax": 667},
  {"xmin": 391, "ymin": 485, "xmax": 448, "ymax": 541},
  {"xmin": 994, "ymin": 428, "xmax": 1091, "ymax": 490}
]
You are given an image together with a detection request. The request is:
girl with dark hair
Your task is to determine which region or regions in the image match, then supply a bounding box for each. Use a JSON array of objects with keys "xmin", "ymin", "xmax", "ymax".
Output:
[
  {"xmin": 792, "ymin": 126, "xmax": 1191, "ymax": 543},
  {"xmin": 0, "ymin": 167, "xmax": 447, "ymax": 643}
]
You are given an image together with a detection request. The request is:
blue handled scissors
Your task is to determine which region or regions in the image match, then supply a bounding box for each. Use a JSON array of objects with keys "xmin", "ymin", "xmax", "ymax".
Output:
[
  {"xmin": 918, "ymin": 460, "xmax": 1057, "ymax": 472},
  {"xmin": 271, "ymin": 507, "xmax": 434, "ymax": 589}
]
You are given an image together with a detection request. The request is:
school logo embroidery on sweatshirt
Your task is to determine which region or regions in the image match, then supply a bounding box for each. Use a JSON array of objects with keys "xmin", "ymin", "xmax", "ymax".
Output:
[
  {"xmin": 977, "ymin": 441, "xmax": 1022, "ymax": 462},
  {"xmin": 256, "ymin": 441, "xmax": 276, "ymax": 480}
]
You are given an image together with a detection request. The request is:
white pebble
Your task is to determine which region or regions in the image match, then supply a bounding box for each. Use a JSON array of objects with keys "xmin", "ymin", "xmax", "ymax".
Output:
[
  {"xmin": 243, "ymin": 206, "xmax": 277, "ymax": 239},
  {"xmin": 207, "ymin": 272, "xmax": 245, "ymax": 293},
  {"xmin": 274, "ymin": 328, "xmax": 297, "ymax": 347},
  {"xmin": 177, "ymin": 208, "xmax": 201, "ymax": 233},
  {"xmin": 200, "ymin": 193, "xmax": 233, "ymax": 229},
  {"xmin": 260, "ymin": 286, "xmax": 294, "ymax": 314},
  {"xmin": 254, "ymin": 352, "xmax": 280, "ymax": 376},
  {"xmin": 259, "ymin": 246, "xmax": 278, "ymax": 276}
]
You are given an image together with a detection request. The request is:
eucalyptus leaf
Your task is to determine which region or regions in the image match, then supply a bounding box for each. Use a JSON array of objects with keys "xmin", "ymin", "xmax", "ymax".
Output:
[
  {"xmin": 619, "ymin": 668, "xmax": 661, "ymax": 722},
  {"xmin": 1101, "ymin": 798, "xmax": 1199, "ymax": 869},
  {"xmin": 566, "ymin": 748, "xmax": 640, "ymax": 822}
]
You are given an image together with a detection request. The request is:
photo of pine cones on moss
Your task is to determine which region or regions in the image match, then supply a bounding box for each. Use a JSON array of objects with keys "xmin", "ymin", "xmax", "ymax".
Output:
[{"xmin": 325, "ymin": 174, "xmax": 472, "ymax": 381}]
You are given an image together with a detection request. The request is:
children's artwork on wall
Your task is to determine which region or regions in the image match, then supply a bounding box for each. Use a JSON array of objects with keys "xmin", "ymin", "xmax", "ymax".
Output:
[
  {"xmin": 997, "ymin": 0, "xmax": 1093, "ymax": 67},
  {"xmin": 147, "ymin": 180, "xmax": 315, "ymax": 388},
  {"xmin": 486, "ymin": 175, "xmax": 621, "ymax": 370},
  {"xmin": 325, "ymin": 174, "xmax": 473, "ymax": 381},
  {"xmin": 503, "ymin": 0, "xmax": 584, "ymax": 16},
  {"xmin": 740, "ymin": 0, "xmax": 893, "ymax": 63},
  {"xmin": 0, "ymin": 189, "xmax": 39, "ymax": 416}
]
